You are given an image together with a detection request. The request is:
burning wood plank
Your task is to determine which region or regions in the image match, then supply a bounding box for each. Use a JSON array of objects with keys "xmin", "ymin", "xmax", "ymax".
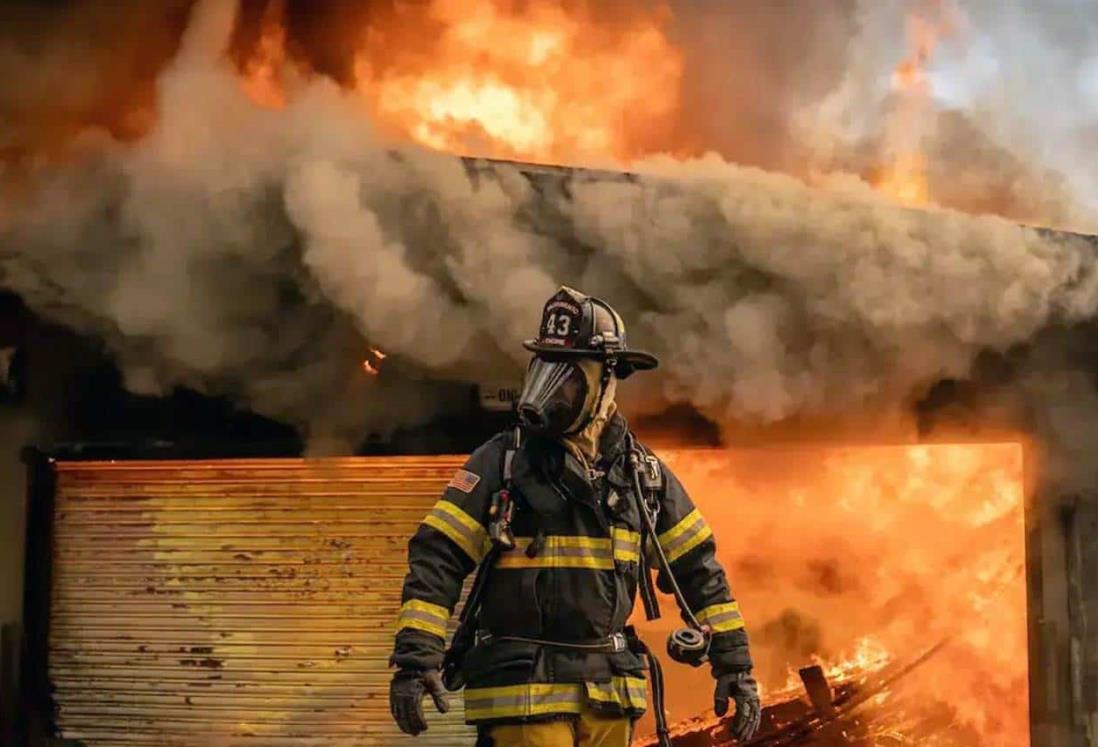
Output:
[{"xmin": 637, "ymin": 641, "xmax": 951, "ymax": 747}]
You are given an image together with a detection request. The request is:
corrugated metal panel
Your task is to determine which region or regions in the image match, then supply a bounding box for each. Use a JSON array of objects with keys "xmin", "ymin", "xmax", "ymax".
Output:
[{"xmin": 49, "ymin": 457, "xmax": 477, "ymax": 746}]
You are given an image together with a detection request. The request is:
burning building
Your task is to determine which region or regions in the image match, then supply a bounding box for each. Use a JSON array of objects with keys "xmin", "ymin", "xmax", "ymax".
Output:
[{"xmin": 2, "ymin": 0, "xmax": 1098, "ymax": 746}]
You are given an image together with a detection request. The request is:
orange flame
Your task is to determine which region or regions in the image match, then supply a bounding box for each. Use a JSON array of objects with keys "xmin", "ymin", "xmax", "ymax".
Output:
[
  {"xmin": 351, "ymin": 0, "xmax": 683, "ymax": 164},
  {"xmin": 782, "ymin": 635, "xmax": 893, "ymax": 693},
  {"xmin": 875, "ymin": 1, "xmax": 960, "ymax": 205},
  {"xmin": 877, "ymin": 152, "xmax": 930, "ymax": 207},
  {"xmin": 240, "ymin": 0, "xmax": 289, "ymax": 109},
  {"xmin": 361, "ymin": 347, "xmax": 386, "ymax": 376},
  {"xmin": 635, "ymin": 441, "xmax": 1028, "ymax": 745}
]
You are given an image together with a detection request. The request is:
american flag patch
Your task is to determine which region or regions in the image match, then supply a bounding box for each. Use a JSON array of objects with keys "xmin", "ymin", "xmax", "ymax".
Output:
[{"xmin": 447, "ymin": 469, "xmax": 481, "ymax": 494}]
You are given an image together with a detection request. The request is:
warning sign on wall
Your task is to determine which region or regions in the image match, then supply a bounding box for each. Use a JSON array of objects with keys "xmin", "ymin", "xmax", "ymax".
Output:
[{"xmin": 478, "ymin": 382, "xmax": 522, "ymax": 412}]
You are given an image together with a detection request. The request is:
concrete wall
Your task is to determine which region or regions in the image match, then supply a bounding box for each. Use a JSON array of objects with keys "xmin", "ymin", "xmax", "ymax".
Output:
[
  {"xmin": 0, "ymin": 309, "xmax": 97, "ymax": 734},
  {"xmin": 1027, "ymin": 492, "xmax": 1098, "ymax": 747},
  {"xmin": 0, "ymin": 295, "xmax": 31, "ymax": 646},
  {"xmin": 0, "ymin": 413, "xmax": 35, "ymax": 634}
]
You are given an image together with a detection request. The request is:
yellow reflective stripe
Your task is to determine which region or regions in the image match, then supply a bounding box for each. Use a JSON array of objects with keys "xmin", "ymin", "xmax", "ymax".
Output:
[
  {"xmin": 669, "ymin": 522, "xmax": 712, "ymax": 562},
  {"xmin": 464, "ymin": 682, "xmax": 584, "ymax": 720},
  {"xmin": 658, "ymin": 509, "xmax": 714, "ymax": 563},
  {"xmin": 402, "ymin": 599, "xmax": 450, "ymax": 618},
  {"xmin": 495, "ymin": 536, "xmax": 614, "ymax": 570},
  {"xmin": 433, "ymin": 498, "xmax": 484, "ymax": 533},
  {"xmin": 396, "ymin": 599, "xmax": 451, "ymax": 638},
  {"xmin": 584, "ymin": 676, "xmax": 648, "ymax": 710},
  {"xmin": 612, "ymin": 528, "xmax": 640, "ymax": 542},
  {"xmin": 658, "ymin": 508, "xmax": 702, "ymax": 544},
  {"xmin": 697, "ymin": 601, "xmax": 745, "ymax": 633},
  {"xmin": 612, "ymin": 527, "xmax": 640, "ymax": 563},
  {"xmin": 422, "ymin": 499, "xmax": 489, "ymax": 562},
  {"xmin": 423, "ymin": 514, "xmax": 483, "ymax": 562},
  {"xmin": 527, "ymin": 535, "xmax": 611, "ymax": 549}
]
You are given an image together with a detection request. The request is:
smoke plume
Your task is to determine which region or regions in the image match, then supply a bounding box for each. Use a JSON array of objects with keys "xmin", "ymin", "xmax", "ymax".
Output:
[{"xmin": 1, "ymin": 0, "xmax": 1098, "ymax": 453}]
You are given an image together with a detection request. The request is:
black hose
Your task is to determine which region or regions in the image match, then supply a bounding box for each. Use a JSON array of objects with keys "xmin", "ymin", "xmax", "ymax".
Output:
[
  {"xmin": 629, "ymin": 452, "xmax": 704, "ymax": 631},
  {"xmin": 632, "ymin": 635, "xmax": 673, "ymax": 747}
]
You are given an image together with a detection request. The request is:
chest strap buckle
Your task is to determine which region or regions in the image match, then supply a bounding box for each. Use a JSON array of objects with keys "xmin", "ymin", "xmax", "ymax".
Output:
[{"xmin": 641, "ymin": 455, "xmax": 661, "ymax": 491}]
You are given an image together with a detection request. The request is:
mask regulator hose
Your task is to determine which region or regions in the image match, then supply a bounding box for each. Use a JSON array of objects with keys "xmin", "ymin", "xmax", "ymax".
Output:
[{"xmin": 627, "ymin": 450, "xmax": 712, "ymax": 667}]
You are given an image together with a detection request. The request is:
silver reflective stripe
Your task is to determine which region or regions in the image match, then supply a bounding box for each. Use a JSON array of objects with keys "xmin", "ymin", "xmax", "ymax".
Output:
[
  {"xmin": 612, "ymin": 527, "xmax": 640, "ymax": 563},
  {"xmin": 697, "ymin": 601, "xmax": 745, "ymax": 633},
  {"xmin": 658, "ymin": 509, "xmax": 714, "ymax": 563},
  {"xmin": 546, "ymin": 545, "xmax": 612, "ymax": 559},
  {"xmin": 399, "ymin": 610, "xmax": 444, "ymax": 628},
  {"xmin": 584, "ymin": 676, "xmax": 648, "ymax": 711},
  {"xmin": 396, "ymin": 599, "xmax": 451, "ymax": 637},
  {"xmin": 422, "ymin": 499, "xmax": 488, "ymax": 562},
  {"xmin": 464, "ymin": 683, "xmax": 584, "ymax": 720},
  {"xmin": 496, "ymin": 536, "xmax": 615, "ymax": 570}
]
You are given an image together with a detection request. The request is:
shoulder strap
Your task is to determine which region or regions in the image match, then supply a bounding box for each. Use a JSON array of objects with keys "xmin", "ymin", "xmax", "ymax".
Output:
[
  {"xmin": 456, "ymin": 427, "xmax": 522, "ymax": 626},
  {"xmin": 503, "ymin": 425, "xmax": 520, "ymax": 484},
  {"xmin": 626, "ymin": 433, "xmax": 663, "ymax": 622},
  {"xmin": 630, "ymin": 436, "xmax": 663, "ymax": 495}
]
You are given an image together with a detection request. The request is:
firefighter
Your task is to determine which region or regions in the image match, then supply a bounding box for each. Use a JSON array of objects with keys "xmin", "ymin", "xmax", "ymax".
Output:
[{"xmin": 389, "ymin": 287, "xmax": 761, "ymax": 746}]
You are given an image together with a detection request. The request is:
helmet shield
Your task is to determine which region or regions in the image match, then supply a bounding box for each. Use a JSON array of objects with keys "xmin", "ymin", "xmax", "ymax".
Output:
[{"xmin": 517, "ymin": 357, "xmax": 600, "ymax": 437}]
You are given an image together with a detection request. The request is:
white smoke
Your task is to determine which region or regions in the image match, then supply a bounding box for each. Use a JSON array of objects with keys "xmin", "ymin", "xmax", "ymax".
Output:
[
  {"xmin": 801, "ymin": 0, "xmax": 1098, "ymax": 229},
  {"xmin": 3, "ymin": 0, "xmax": 1098, "ymax": 451}
]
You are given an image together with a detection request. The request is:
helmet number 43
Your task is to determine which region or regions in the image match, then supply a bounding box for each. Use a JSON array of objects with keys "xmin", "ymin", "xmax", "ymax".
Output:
[{"xmin": 546, "ymin": 313, "xmax": 572, "ymax": 336}]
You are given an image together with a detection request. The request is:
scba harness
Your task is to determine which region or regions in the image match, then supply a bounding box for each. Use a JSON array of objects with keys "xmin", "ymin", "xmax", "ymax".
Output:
[{"xmin": 442, "ymin": 427, "xmax": 712, "ymax": 747}]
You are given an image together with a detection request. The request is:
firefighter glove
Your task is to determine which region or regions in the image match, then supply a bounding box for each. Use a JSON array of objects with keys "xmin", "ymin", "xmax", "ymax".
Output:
[
  {"xmin": 714, "ymin": 671, "xmax": 762, "ymax": 742},
  {"xmin": 390, "ymin": 668, "xmax": 450, "ymax": 735}
]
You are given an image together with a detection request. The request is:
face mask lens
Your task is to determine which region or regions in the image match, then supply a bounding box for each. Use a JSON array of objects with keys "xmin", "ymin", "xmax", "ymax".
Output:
[{"xmin": 517, "ymin": 358, "xmax": 589, "ymax": 435}]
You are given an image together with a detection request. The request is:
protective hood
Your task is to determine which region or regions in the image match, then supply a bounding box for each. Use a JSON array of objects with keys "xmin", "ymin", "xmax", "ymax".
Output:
[
  {"xmin": 563, "ymin": 379, "xmax": 617, "ymax": 466},
  {"xmin": 517, "ymin": 357, "xmax": 612, "ymax": 439}
]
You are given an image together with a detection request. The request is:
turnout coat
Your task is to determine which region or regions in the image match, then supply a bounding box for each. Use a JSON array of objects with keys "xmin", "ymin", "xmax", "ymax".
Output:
[{"xmin": 390, "ymin": 413, "xmax": 752, "ymax": 725}]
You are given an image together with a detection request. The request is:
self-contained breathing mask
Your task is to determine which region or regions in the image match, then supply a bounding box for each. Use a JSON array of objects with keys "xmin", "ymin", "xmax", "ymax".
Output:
[{"xmin": 516, "ymin": 356, "xmax": 608, "ymax": 438}]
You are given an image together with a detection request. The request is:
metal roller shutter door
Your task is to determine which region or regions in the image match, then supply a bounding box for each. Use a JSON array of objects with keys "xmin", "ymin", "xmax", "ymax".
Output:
[{"xmin": 48, "ymin": 457, "xmax": 477, "ymax": 746}]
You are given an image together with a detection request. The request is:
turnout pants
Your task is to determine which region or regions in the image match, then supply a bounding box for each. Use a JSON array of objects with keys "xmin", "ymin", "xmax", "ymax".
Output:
[{"xmin": 487, "ymin": 704, "xmax": 634, "ymax": 746}]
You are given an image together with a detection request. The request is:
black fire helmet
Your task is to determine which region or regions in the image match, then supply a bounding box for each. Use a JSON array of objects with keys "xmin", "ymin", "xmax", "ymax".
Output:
[{"xmin": 522, "ymin": 286, "xmax": 659, "ymax": 379}]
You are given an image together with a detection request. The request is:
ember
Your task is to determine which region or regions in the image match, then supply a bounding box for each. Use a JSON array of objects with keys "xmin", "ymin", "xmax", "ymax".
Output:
[{"xmin": 361, "ymin": 347, "xmax": 386, "ymax": 376}]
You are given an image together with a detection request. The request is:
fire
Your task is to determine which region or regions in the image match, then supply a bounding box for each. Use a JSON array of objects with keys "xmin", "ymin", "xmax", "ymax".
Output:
[
  {"xmin": 231, "ymin": 0, "xmax": 970, "ymax": 200},
  {"xmin": 361, "ymin": 347, "xmax": 386, "ymax": 376},
  {"xmin": 634, "ymin": 441, "xmax": 1028, "ymax": 745},
  {"xmin": 874, "ymin": 1, "xmax": 960, "ymax": 206},
  {"xmin": 877, "ymin": 152, "xmax": 929, "ymax": 207},
  {"xmin": 350, "ymin": 0, "xmax": 683, "ymax": 164},
  {"xmin": 240, "ymin": 0, "xmax": 289, "ymax": 109},
  {"xmin": 782, "ymin": 636, "xmax": 893, "ymax": 694}
]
